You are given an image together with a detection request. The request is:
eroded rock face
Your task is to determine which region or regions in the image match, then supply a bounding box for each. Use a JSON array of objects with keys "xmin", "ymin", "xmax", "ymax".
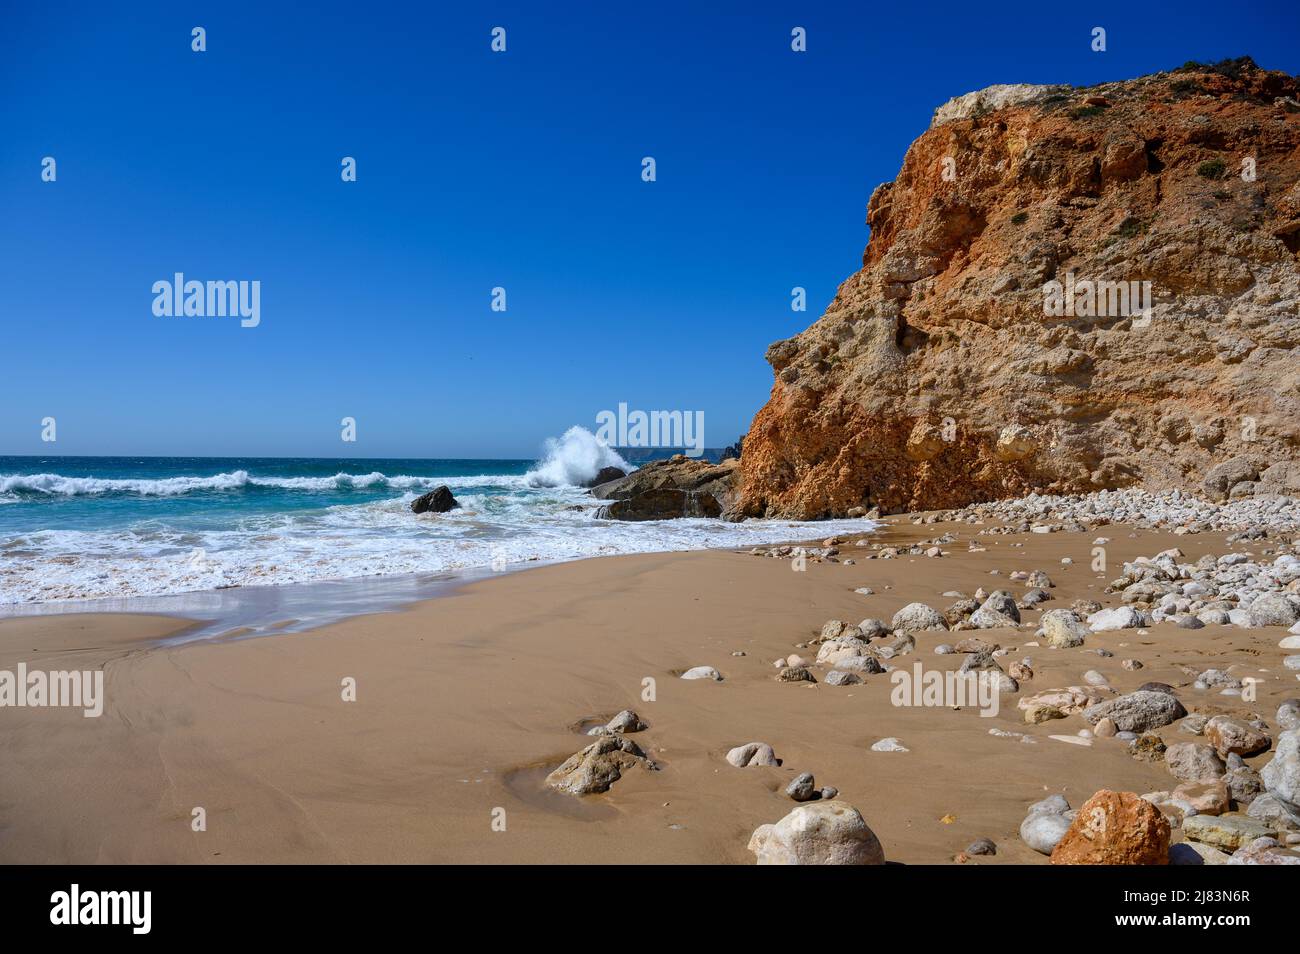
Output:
[{"xmin": 738, "ymin": 60, "xmax": 1300, "ymax": 518}]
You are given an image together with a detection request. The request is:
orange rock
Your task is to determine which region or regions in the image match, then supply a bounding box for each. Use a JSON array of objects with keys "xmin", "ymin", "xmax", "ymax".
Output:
[{"xmin": 1050, "ymin": 790, "xmax": 1170, "ymax": 865}]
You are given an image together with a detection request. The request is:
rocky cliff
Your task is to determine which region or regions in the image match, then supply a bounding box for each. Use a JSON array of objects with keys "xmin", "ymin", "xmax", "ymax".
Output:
[{"xmin": 739, "ymin": 58, "xmax": 1300, "ymax": 518}]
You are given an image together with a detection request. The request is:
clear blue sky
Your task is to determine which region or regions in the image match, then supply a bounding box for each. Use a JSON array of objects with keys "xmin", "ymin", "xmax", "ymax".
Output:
[{"xmin": 3, "ymin": 1, "xmax": 1297, "ymax": 458}]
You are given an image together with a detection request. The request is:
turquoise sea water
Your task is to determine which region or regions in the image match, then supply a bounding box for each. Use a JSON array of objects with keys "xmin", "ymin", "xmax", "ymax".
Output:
[
  {"xmin": 0, "ymin": 456, "xmax": 535, "ymax": 532},
  {"xmin": 0, "ymin": 445, "xmax": 874, "ymax": 607}
]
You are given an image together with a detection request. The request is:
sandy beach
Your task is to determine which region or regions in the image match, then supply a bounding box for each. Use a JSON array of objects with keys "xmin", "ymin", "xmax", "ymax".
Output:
[{"xmin": 3, "ymin": 514, "xmax": 1296, "ymax": 864}]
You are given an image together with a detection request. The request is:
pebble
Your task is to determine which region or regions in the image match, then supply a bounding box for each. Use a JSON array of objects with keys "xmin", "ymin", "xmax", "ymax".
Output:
[
  {"xmin": 681, "ymin": 666, "xmax": 722, "ymax": 681},
  {"xmin": 777, "ymin": 666, "xmax": 816, "ymax": 683},
  {"xmin": 786, "ymin": 772, "xmax": 819, "ymax": 802},
  {"xmin": 726, "ymin": 742, "xmax": 779, "ymax": 768},
  {"xmin": 870, "ymin": 738, "xmax": 909, "ymax": 752}
]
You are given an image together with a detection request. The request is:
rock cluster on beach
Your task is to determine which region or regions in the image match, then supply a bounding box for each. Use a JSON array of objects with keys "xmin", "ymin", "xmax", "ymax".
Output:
[
  {"xmin": 547, "ymin": 713, "xmax": 658, "ymax": 796},
  {"xmin": 736, "ymin": 60, "xmax": 1300, "ymax": 519},
  {"xmin": 943, "ymin": 487, "xmax": 1300, "ymax": 536},
  {"xmin": 534, "ymin": 480, "xmax": 1300, "ymax": 863}
]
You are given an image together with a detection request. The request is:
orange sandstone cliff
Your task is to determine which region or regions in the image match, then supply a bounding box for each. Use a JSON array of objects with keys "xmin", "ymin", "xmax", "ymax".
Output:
[{"xmin": 738, "ymin": 59, "xmax": 1300, "ymax": 518}]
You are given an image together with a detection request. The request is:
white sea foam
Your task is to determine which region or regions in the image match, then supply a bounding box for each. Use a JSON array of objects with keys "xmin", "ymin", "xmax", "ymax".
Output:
[
  {"xmin": 0, "ymin": 470, "xmax": 528, "ymax": 497},
  {"xmin": 0, "ymin": 484, "xmax": 876, "ymax": 604},
  {"xmin": 524, "ymin": 427, "xmax": 631, "ymax": 487}
]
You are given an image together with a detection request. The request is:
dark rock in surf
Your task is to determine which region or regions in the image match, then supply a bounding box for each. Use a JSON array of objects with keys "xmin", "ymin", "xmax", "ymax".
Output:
[{"xmin": 411, "ymin": 485, "xmax": 459, "ymax": 514}]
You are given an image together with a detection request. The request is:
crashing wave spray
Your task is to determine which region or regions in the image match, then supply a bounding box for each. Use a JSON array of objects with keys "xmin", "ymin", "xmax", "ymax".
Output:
[{"xmin": 524, "ymin": 427, "xmax": 632, "ymax": 487}]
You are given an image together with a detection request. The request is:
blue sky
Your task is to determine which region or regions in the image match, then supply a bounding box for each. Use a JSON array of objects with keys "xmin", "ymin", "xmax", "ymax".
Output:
[{"xmin": 2, "ymin": 1, "xmax": 1297, "ymax": 459}]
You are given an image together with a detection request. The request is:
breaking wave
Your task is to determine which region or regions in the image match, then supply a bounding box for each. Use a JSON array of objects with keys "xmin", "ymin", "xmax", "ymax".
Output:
[
  {"xmin": 524, "ymin": 426, "xmax": 631, "ymax": 487},
  {"xmin": 0, "ymin": 471, "xmax": 528, "ymax": 498}
]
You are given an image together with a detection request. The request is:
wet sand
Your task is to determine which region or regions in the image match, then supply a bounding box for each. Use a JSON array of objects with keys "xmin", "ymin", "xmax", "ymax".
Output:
[{"xmin": 0, "ymin": 517, "xmax": 1294, "ymax": 864}]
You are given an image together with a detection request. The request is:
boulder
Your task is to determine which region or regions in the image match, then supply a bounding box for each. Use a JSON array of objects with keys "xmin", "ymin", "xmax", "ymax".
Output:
[
  {"xmin": 1083, "ymin": 690, "xmax": 1187, "ymax": 733},
  {"xmin": 546, "ymin": 735, "xmax": 658, "ymax": 795},
  {"xmin": 410, "ymin": 485, "xmax": 458, "ymax": 514},
  {"xmin": 747, "ymin": 801, "xmax": 885, "ymax": 865},
  {"xmin": 977, "ymin": 591, "xmax": 1021, "ymax": 623},
  {"xmin": 585, "ymin": 466, "xmax": 628, "ymax": 488},
  {"xmin": 1247, "ymin": 793, "xmax": 1300, "ymax": 830},
  {"xmin": 1173, "ymin": 780, "xmax": 1231, "ymax": 816},
  {"xmin": 596, "ymin": 487, "xmax": 722, "ymax": 521},
  {"xmin": 1225, "ymin": 766, "xmax": 1264, "ymax": 806},
  {"xmin": 592, "ymin": 457, "xmax": 739, "ymax": 520},
  {"xmin": 969, "ymin": 606, "xmax": 1020, "ymax": 629},
  {"xmin": 1262, "ymin": 728, "xmax": 1300, "ymax": 814},
  {"xmin": 833, "ymin": 655, "xmax": 885, "ymax": 674},
  {"xmin": 1204, "ymin": 716, "xmax": 1271, "ymax": 758},
  {"xmin": 1019, "ymin": 686, "xmax": 1108, "ymax": 721},
  {"xmin": 1169, "ymin": 842, "xmax": 1231, "ymax": 865},
  {"xmin": 890, "ymin": 602, "xmax": 948, "ymax": 632},
  {"xmin": 1247, "ymin": 593, "xmax": 1300, "ymax": 628},
  {"xmin": 602, "ymin": 709, "xmax": 647, "ymax": 734},
  {"xmin": 1278, "ymin": 699, "xmax": 1300, "ymax": 732},
  {"xmin": 1087, "ymin": 606, "xmax": 1142, "ymax": 632},
  {"xmin": 1164, "ymin": 742, "xmax": 1226, "ymax": 783},
  {"xmin": 1182, "ymin": 814, "xmax": 1275, "ymax": 851},
  {"xmin": 726, "ymin": 742, "xmax": 780, "ymax": 768},
  {"xmin": 1203, "ymin": 457, "xmax": 1260, "ymax": 501},
  {"xmin": 1050, "ymin": 790, "xmax": 1170, "ymax": 865},
  {"xmin": 1020, "ymin": 797, "xmax": 1073, "ymax": 855},
  {"xmin": 1041, "ymin": 609, "xmax": 1089, "ymax": 647},
  {"xmin": 825, "ymin": 670, "xmax": 861, "ymax": 687},
  {"xmin": 1226, "ymin": 837, "xmax": 1300, "ymax": 865}
]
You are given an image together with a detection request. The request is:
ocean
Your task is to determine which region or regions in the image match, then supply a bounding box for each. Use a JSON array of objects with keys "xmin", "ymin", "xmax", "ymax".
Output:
[{"xmin": 0, "ymin": 430, "xmax": 873, "ymax": 620}]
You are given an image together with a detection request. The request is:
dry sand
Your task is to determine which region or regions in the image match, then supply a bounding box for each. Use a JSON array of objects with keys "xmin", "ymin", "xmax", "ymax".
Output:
[{"xmin": 0, "ymin": 517, "xmax": 1294, "ymax": 864}]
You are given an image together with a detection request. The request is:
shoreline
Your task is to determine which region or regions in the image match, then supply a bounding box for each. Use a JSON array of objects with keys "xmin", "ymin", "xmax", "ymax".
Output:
[
  {"xmin": 0, "ymin": 525, "xmax": 879, "ymax": 644},
  {"xmin": 2, "ymin": 513, "xmax": 1297, "ymax": 863}
]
